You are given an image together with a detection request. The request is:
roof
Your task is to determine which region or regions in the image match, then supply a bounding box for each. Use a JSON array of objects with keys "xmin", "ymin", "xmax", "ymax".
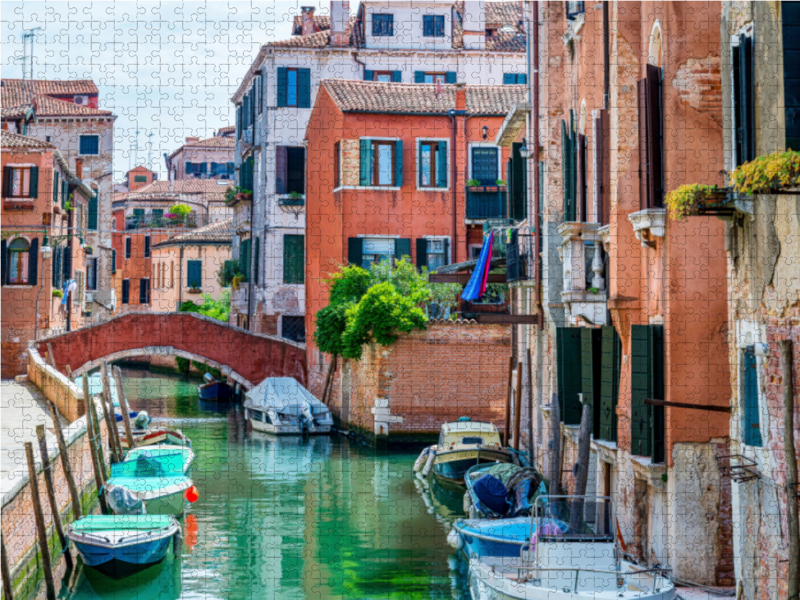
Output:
[
  {"xmin": 321, "ymin": 81, "xmax": 526, "ymax": 116},
  {"xmin": 1, "ymin": 79, "xmax": 112, "ymax": 118},
  {"xmin": 292, "ymin": 14, "xmax": 331, "ymax": 35},
  {"xmin": 1, "ymin": 130, "xmax": 55, "ymax": 150},
  {"xmin": 122, "ymin": 179, "xmax": 233, "ymax": 201},
  {"xmin": 152, "ymin": 218, "xmax": 233, "ymax": 248},
  {"xmin": 168, "ymin": 136, "xmax": 235, "ymax": 159},
  {"xmin": 216, "ymin": 125, "xmax": 235, "ymax": 135},
  {"xmin": 1, "ymin": 79, "xmax": 98, "ymax": 98}
]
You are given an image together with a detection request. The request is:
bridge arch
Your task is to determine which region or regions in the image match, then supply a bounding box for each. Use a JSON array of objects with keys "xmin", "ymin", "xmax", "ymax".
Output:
[{"xmin": 38, "ymin": 311, "xmax": 306, "ymax": 390}]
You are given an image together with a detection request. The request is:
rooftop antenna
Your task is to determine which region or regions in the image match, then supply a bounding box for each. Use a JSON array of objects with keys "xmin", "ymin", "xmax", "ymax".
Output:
[
  {"xmin": 146, "ymin": 132, "xmax": 154, "ymax": 171},
  {"xmin": 129, "ymin": 129, "xmax": 140, "ymax": 171},
  {"xmin": 21, "ymin": 28, "xmax": 42, "ymax": 103}
]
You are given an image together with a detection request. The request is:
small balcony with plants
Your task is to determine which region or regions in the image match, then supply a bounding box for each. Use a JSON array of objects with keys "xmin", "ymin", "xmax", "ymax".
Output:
[{"xmin": 465, "ymin": 178, "xmax": 508, "ymax": 220}]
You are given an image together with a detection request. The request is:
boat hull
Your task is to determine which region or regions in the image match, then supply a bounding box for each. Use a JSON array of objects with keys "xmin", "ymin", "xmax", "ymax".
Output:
[
  {"xmin": 197, "ymin": 381, "xmax": 233, "ymax": 402},
  {"xmin": 143, "ymin": 490, "xmax": 186, "ymax": 516},
  {"xmin": 432, "ymin": 448, "xmax": 514, "ymax": 488},
  {"xmin": 453, "ymin": 517, "xmax": 536, "ymax": 558},
  {"xmin": 247, "ymin": 416, "xmax": 332, "ymax": 435},
  {"xmin": 73, "ymin": 537, "xmax": 173, "ymax": 578}
]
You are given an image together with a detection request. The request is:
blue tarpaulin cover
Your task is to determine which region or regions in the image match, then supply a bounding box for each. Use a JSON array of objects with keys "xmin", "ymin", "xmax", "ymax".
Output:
[
  {"xmin": 461, "ymin": 231, "xmax": 493, "ymax": 302},
  {"xmin": 473, "ymin": 473, "xmax": 510, "ymax": 516}
]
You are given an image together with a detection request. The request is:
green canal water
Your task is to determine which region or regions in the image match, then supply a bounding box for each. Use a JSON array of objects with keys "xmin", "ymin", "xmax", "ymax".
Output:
[{"xmin": 56, "ymin": 368, "xmax": 470, "ymax": 600}]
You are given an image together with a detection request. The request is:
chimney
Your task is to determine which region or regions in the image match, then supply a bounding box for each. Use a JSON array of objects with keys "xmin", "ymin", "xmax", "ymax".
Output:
[
  {"xmin": 185, "ymin": 136, "xmax": 199, "ymax": 143},
  {"xmin": 75, "ymin": 158, "xmax": 83, "ymax": 179},
  {"xmin": 330, "ymin": 1, "xmax": 350, "ymax": 47},
  {"xmin": 301, "ymin": 6, "xmax": 316, "ymax": 36},
  {"xmin": 454, "ymin": 83, "xmax": 466, "ymax": 112}
]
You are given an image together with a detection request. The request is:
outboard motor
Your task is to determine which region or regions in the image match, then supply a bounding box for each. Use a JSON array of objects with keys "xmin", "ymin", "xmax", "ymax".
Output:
[
  {"xmin": 133, "ymin": 411, "xmax": 151, "ymax": 430},
  {"xmin": 203, "ymin": 373, "xmax": 216, "ymax": 384},
  {"xmin": 300, "ymin": 399, "xmax": 316, "ymax": 433}
]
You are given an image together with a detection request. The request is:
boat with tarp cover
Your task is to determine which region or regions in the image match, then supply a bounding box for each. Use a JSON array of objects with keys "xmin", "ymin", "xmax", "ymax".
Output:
[
  {"xmin": 105, "ymin": 451, "xmax": 194, "ymax": 516},
  {"xmin": 67, "ymin": 515, "xmax": 181, "ymax": 578},
  {"xmin": 244, "ymin": 377, "xmax": 333, "ymax": 435},
  {"xmin": 123, "ymin": 446, "xmax": 195, "ymax": 475}
]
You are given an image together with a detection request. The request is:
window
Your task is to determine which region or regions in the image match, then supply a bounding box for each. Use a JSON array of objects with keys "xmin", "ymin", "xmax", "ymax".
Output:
[
  {"xmin": 742, "ymin": 347, "xmax": 763, "ymax": 447},
  {"xmin": 2, "ymin": 166, "xmax": 38, "ymax": 199},
  {"xmin": 122, "ymin": 279, "xmax": 130, "ymax": 304},
  {"xmin": 416, "ymin": 238, "xmax": 449, "ymax": 271},
  {"xmin": 423, "ymin": 15, "xmax": 445, "ymax": 37},
  {"xmin": 277, "ymin": 67, "xmax": 311, "ymax": 108},
  {"xmin": 5, "ymin": 238, "xmax": 31, "ymax": 284},
  {"xmin": 87, "ymin": 258, "xmax": 98, "ymax": 290},
  {"xmin": 211, "ymin": 162, "xmax": 234, "ymax": 178},
  {"xmin": 144, "ymin": 235, "xmax": 151, "ymax": 258},
  {"xmin": 566, "ymin": 1, "xmax": 585, "ymax": 19},
  {"xmin": 187, "ymin": 260, "xmax": 202, "ymax": 289},
  {"xmin": 368, "ymin": 141, "xmax": 395, "ymax": 186},
  {"xmin": 470, "ymin": 147, "xmax": 499, "ymax": 185},
  {"xmin": 639, "ymin": 64, "xmax": 664, "ymax": 209},
  {"xmin": 282, "ymin": 316, "xmax": 306, "ymax": 343},
  {"xmin": 732, "ymin": 34, "xmax": 755, "ymax": 167},
  {"xmin": 283, "ymin": 234, "xmax": 304, "ymax": 284},
  {"xmin": 503, "ymin": 73, "xmax": 527, "ymax": 84},
  {"xmin": 362, "ymin": 238, "xmax": 395, "ymax": 268},
  {"xmin": 365, "ymin": 70, "xmax": 402, "ymax": 82},
  {"xmin": 125, "ymin": 237, "xmax": 132, "ymax": 259},
  {"xmin": 134, "ymin": 175, "xmax": 148, "ymax": 183},
  {"xmin": 419, "ymin": 141, "xmax": 447, "ymax": 188},
  {"xmin": 276, "ymin": 147, "xmax": 306, "ymax": 195},
  {"xmin": 375, "ymin": 72, "xmax": 392, "ymax": 82},
  {"xmin": 111, "ymin": 249, "xmax": 116, "ymax": 274},
  {"xmin": 79, "ymin": 135, "xmax": 100, "ymax": 155},
  {"xmin": 414, "ymin": 71, "xmax": 456, "ymax": 84},
  {"xmin": 139, "ymin": 278, "xmax": 150, "ymax": 304},
  {"xmin": 372, "ymin": 14, "xmax": 394, "ymax": 36}
]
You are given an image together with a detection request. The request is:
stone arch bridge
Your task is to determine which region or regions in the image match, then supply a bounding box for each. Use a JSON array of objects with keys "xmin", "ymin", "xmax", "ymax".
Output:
[{"xmin": 37, "ymin": 312, "xmax": 306, "ymax": 389}]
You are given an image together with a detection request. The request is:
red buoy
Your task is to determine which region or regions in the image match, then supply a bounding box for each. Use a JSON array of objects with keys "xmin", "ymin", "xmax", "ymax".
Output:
[{"xmin": 185, "ymin": 486, "xmax": 199, "ymax": 503}]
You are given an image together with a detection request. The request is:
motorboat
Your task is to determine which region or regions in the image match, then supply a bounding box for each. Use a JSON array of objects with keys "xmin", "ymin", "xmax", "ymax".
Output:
[
  {"xmin": 197, "ymin": 373, "xmax": 234, "ymax": 402},
  {"xmin": 464, "ymin": 462, "xmax": 546, "ymax": 519},
  {"xmin": 449, "ymin": 517, "xmax": 567, "ymax": 558},
  {"xmin": 243, "ymin": 377, "xmax": 334, "ymax": 435},
  {"xmin": 466, "ymin": 495, "xmax": 677, "ymax": 600},
  {"xmin": 120, "ymin": 428, "xmax": 191, "ymax": 450},
  {"xmin": 66, "ymin": 515, "xmax": 181, "ymax": 578},
  {"xmin": 413, "ymin": 418, "xmax": 516, "ymax": 489},
  {"xmin": 123, "ymin": 446, "xmax": 195, "ymax": 475},
  {"xmin": 105, "ymin": 453, "xmax": 196, "ymax": 516}
]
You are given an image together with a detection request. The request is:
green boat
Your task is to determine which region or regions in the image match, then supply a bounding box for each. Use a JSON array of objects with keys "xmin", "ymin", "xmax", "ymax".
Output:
[
  {"xmin": 105, "ymin": 451, "xmax": 194, "ymax": 516},
  {"xmin": 123, "ymin": 446, "xmax": 194, "ymax": 475}
]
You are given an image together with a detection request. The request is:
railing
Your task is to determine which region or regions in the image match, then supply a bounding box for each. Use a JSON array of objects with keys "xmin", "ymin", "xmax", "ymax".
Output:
[
  {"xmin": 507, "ymin": 231, "xmax": 535, "ymax": 282},
  {"xmin": 466, "ymin": 187, "xmax": 507, "ymax": 219},
  {"xmin": 125, "ymin": 212, "xmax": 207, "ymax": 230}
]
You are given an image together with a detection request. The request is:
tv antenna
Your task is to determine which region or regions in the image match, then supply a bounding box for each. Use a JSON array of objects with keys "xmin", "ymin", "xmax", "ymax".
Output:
[{"xmin": 18, "ymin": 28, "xmax": 42, "ymax": 103}]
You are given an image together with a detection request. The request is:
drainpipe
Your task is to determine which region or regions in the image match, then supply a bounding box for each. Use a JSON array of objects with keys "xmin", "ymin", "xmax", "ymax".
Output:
[
  {"xmin": 603, "ymin": 0, "xmax": 609, "ymax": 110},
  {"xmin": 448, "ymin": 84, "xmax": 468, "ymax": 263},
  {"xmin": 531, "ymin": 1, "xmax": 543, "ymax": 327},
  {"xmin": 352, "ymin": 52, "xmax": 367, "ymax": 79},
  {"xmin": 179, "ymin": 246, "xmax": 184, "ymax": 309}
]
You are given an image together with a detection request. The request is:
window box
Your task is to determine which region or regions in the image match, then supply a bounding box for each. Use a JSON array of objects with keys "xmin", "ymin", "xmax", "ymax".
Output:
[
  {"xmin": 235, "ymin": 192, "xmax": 252, "ymax": 201},
  {"xmin": 187, "ymin": 288, "xmax": 202, "ymax": 294},
  {"xmin": 466, "ymin": 185, "xmax": 506, "ymax": 193},
  {"xmin": 279, "ymin": 196, "xmax": 305, "ymax": 207}
]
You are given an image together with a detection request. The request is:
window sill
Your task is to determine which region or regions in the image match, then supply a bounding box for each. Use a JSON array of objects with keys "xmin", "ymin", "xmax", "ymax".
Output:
[
  {"xmin": 186, "ymin": 288, "xmax": 203, "ymax": 294},
  {"xmin": 417, "ymin": 187, "xmax": 450, "ymax": 193},
  {"xmin": 333, "ymin": 186, "xmax": 401, "ymax": 192},
  {"xmin": 628, "ymin": 208, "xmax": 666, "ymax": 248},
  {"xmin": 3, "ymin": 200, "xmax": 35, "ymax": 209},
  {"xmin": 3, "ymin": 285, "xmax": 35, "ymax": 288}
]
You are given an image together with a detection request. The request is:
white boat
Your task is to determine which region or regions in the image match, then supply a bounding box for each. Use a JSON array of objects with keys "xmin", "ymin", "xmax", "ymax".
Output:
[
  {"xmin": 467, "ymin": 495, "xmax": 677, "ymax": 600},
  {"xmin": 243, "ymin": 377, "xmax": 334, "ymax": 435}
]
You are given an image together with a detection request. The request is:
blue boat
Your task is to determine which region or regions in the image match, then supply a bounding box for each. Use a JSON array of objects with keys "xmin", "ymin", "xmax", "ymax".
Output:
[
  {"xmin": 67, "ymin": 515, "xmax": 181, "ymax": 579},
  {"xmin": 449, "ymin": 516, "xmax": 569, "ymax": 558},
  {"xmin": 197, "ymin": 373, "xmax": 233, "ymax": 402}
]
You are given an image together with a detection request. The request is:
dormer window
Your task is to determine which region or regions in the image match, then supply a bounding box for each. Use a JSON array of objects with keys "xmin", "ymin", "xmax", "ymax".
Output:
[{"xmin": 423, "ymin": 15, "xmax": 445, "ymax": 37}]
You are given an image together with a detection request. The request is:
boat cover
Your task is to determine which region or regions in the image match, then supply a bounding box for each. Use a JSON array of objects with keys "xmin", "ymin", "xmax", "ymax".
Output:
[
  {"xmin": 473, "ymin": 474, "xmax": 510, "ymax": 516},
  {"xmin": 113, "ymin": 451, "xmax": 186, "ymax": 478},
  {"xmin": 244, "ymin": 377, "xmax": 333, "ymax": 425},
  {"xmin": 106, "ymin": 485, "xmax": 145, "ymax": 515},
  {"xmin": 468, "ymin": 463, "xmax": 545, "ymax": 518},
  {"xmin": 70, "ymin": 515, "xmax": 174, "ymax": 533},
  {"xmin": 105, "ymin": 475, "xmax": 192, "ymax": 500}
]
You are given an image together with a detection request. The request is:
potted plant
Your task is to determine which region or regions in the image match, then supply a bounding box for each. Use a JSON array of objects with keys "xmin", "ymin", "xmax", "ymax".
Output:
[
  {"xmin": 84, "ymin": 245, "xmax": 94, "ymax": 255},
  {"xmin": 52, "ymin": 289, "xmax": 63, "ymax": 299},
  {"xmin": 168, "ymin": 203, "xmax": 192, "ymax": 226},
  {"xmin": 665, "ymin": 184, "xmax": 729, "ymax": 220},
  {"xmin": 730, "ymin": 149, "xmax": 800, "ymax": 194},
  {"xmin": 466, "ymin": 178, "xmax": 481, "ymax": 189},
  {"xmin": 283, "ymin": 190, "xmax": 304, "ymax": 205},
  {"xmin": 225, "ymin": 186, "xmax": 237, "ymax": 204}
]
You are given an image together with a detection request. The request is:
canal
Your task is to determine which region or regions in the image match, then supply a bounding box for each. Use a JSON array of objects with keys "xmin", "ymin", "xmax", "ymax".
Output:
[{"xmin": 57, "ymin": 367, "xmax": 470, "ymax": 600}]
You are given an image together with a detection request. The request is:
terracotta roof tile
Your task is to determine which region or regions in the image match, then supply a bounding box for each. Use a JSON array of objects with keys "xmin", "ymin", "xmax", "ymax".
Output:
[
  {"xmin": 124, "ymin": 179, "xmax": 233, "ymax": 201},
  {"xmin": 487, "ymin": 31, "xmax": 526, "ymax": 52},
  {"xmin": 1, "ymin": 130, "xmax": 55, "ymax": 150},
  {"xmin": 183, "ymin": 136, "xmax": 235, "ymax": 149},
  {"xmin": 267, "ymin": 29, "xmax": 332, "ymax": 49},
  {"xmin": 1, "ymin": 79, "xmax": 98, "ymax": 98},
  {"xmin": 321, "ymin": 81, "xmax": 526, "ymax": 116},
  {"xmin": 1, "ymin": 79, "xmax": 112, "ymax": 118},
  {"xmin": 485, "ymin": 2, "xmax": 523, "ymax": 28},
  {"xmin": 216, "ymin": 125, "xmax": 235, "ymax": 135},
  {"xmin": 153, "ymin": 218, "xmax": 233, "ymax": 247},
  {"xmin": 292, "ymin": 14, "xmax": 331, "ymax": 35}
]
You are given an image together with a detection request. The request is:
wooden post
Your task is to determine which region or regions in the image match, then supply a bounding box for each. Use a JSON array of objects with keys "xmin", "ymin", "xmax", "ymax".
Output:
[
  {"xmin": 46, "ymin": 343, "xmax": 56, "ymax": 368},
  {"xmin": 504, "ymin": 356, "xmax": 514, "ymax": 447},
  {"xmin": 527, "ymin": 347, "xmax": 536, "ymax": 465},
  {"xmin": 24, "ymin": 443, "xmax": 56, "ymax": 600},
  {"xmin": 1, "ymin": 533, "xmax": 14, "ymax": 600},
  {"xmin": 114, "ymin": 366, "xmax": 134, "ymax": 453},
  {"xmin": 35, "ymin": 425, "xmax": 73, "ymax": 569},
  {"xmin": 65, "ymin": 364, "xmax": 73, "ymax": 381},
  {"xmin": 46, "ymin": 399, "xmax": 82, "ymax": 520},
  {"xmin": 548, "ymin": 393, "xmax": 562, "ymax": 496},
  {"xmin": 97, "ymin": 377, "xmax": 120, "ymax": 464},
  {"xmin": 779, "ymin": 339, "xmax": 799, "ymax": 600},
  {"xmin": 513, "ymin": 363, "xmax": 523, "ymax": 451},
  {"xmin": 569, "ymin": 396, "xmax": 592, "ymax": 534},
  {"xmin": 82, "ymin": 375, "xmax": 106, "ymax": 492},
  {"xmin": 100, "ymin": 361, "xmax": 123, "ymax": 462}
]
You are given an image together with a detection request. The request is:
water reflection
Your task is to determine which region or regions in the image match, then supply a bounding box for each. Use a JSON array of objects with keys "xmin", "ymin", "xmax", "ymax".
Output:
[{"xmin": 51, "ymin": 368, "xmax": 471, "ymax": 600}]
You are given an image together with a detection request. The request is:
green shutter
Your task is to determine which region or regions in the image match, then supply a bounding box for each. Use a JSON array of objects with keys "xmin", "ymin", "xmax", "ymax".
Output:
[
  {"xmin": 359, "ymin": 140, "xmax": 371, "ymax": 186},
  {"xmin": 651, "ymin": 325, "xmax": 665, "ymax": 463},
  {"xmin": 88, "ymin": 194, "xmax": 99, "ymax": 230},
  {"xmin": 598, "ymin": 325, "xmax": 621, "ymax": 442},
  {"xmin": 414, "ymin": 71, "xmax": 425, "ymax": 83},
  {"xmin": 277, "ymin": 67, "xmax": 288, "ymax": 107},
  {"xmin": 253, "ymin": 237, "xmax": 260, "ymax": 285},
  {"xmin": 111, "ymin": 249, "xmax": 116, "ymax": 274},
  {"xmin": 364, "ymin": 70, "xmax": 374, "ymax": 81},
  {"xmin": 416, "ymin": 238, "xmax": 428, "ymax": 269},
  {"xmin": 29, "ymin": 166, "xmax": 39, "ymax": 198},
  {"xmin": 436, "ymin": 141, "xmax": 447, "ymax": 188},
  {"xmin": 394, "ymin": 140, "xmax": 403, "ymax": 186},
  {"xmin": 240, "ymin": 238, "xmax": 251, "ymax": 280},
  {"xmin": 395, "ymin": 238, "xmax": 411, "ymax": 260},
  {"xmin": 561, "ymin": 117, "xmax": 576, "ymax": 221},
  {"xmin": 283, "ymin": 234, "xmax": 304, "ymax": 284},
  {"xmin": 743, "ymin": 348, "xmax": 763, "ymax": 447},
  {"xmin": 53, "ymin": 170, "xmax": 59, "ymax": 203},
  {"xmin": 28, "ymin": 238, "xmax": 38, "ymax": 285},
  {"xmin": 557, "ymin": 327, "xmax": 584, "ymax": 425},
  {"xmin": 297, "ymin": 68, "xmax": 311, "ymax": 108},
  {"xmin": 445, "ymin": 71, "xmax": 457, "ymax": 84},
  {"xmin": 347, "ymin": 238, "xmax": 362, "ymax": 266},
  {"xmin": 630, "ymin": 324, "xmax": 664, "ymax": 461},
  {"xmin": 187, "ymin": 260, "xmax": 202, "ymax": 289},
  {"xmin": 511, "ymin": 142, "xmax": 526, "ymax": 220},
  {"xmin": 581, "ymin": 328, "xmax": 602, "ymax": 436}
]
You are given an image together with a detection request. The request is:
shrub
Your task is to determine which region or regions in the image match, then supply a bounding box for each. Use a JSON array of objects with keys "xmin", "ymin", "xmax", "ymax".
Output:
[
  {"xmin": 169, "ymin": 203, "xmax": 192, "ymax": 215},
  {"xmin": 52, "ymin": 289, "xmax": 63, "ymax": 298},
  {"xmin": 665, "ymin": 184, "xmax": 725, "ymax": 220},
  {"xmin": 217, "ymin": 260, "xmax": 243, "ymax": 287},
  {"xmin": 730, "ymin": 150, "xmax": 800, "ymax": 195},
  {"xmin": 179, "ymin": 290, "xmax": 230, "ymax": 323}
]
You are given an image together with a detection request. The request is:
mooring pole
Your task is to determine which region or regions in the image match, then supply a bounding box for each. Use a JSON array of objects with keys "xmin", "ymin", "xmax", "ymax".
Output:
[
  {"xmin": 113, "ymin": 366, "xmax": 134, "ymax": 451},
  {"xmin": 85, "ymin": 377, "xmax": 108, "ymax": 480},
  {"xmin": 513, "ymin": 363, "xmax": 523, "ymax": 451},
  {"xmin": 46, "ymin": 399, "xmax": 82, "ymax": 520},
  {"xmin": 1, "ymin": 532, "xmax": 14, "ymax": 600},
  {"xmin": 504, "ymin": 356, "xmax": 514, "ymax": 447},
  {"xmin": 35, "ymin": 425, "xmax": 73, "ymax": 569},
  {"xmin": 24, "ymin": 443, "xmax": 56, "ymax": 600},
  {"xmin": 100, "ymin": 361, "xmax": 123, "ymax": 462},
  {"xmin": 82, "ymin": 375, "xmax": 108, "ymax": 507}
]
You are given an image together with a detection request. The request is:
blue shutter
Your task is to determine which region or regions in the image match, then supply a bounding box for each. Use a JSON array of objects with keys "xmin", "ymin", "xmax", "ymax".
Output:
[
  {"xmin": 743, "ymin": 349, "xmax": 763, "ymax": 447},
  {"xmin": 53, "ymin": 170, "xmax": 59, "ymax": 203},
  {"xmin": 436, "ymin": 141, "xmax": 447, "ymax": 188},
  {"xmin": 359, "ymin": 139, "xmax": 371, "ymax": 186},
  {"xmin": 364, "ymin": 70, "xmax": 374, "ymax": 81},
  {"xmin": 297, "ymin": 69, "xmax": 311, "ymax": 108},
  {"xmin": 445, "ymin": 71, "xmax": 457, "ymax": 84},
  {"xmin": 503, "ymin": 73, "xmax": 516, "ymax": 85},
  {"xmin": 423, "ymin": 15, "xmax": 434, "ymax": 37},
  {"xmin": 414, "ymin": 71, "xmax": 425, "ymax": 83},
  {"xmin": 277, "ymin": 67, "xmax": 288, "ymax": 107},
  {"xmin": 88, "ymin": 194, "xmax": 98, "ymax": 230},
  {"xmin": 29, "ymin": 166, "xmax": 38, "ymax": 198},
  {"xmin": 391, "ymin": 71, "xmax": 402, "ymax": 82},
  {"xmin": 394, "ymin": 140, "xmax": 403, "ymax": 186},
  {"xmin": 517, "ymin": 74, "xmax": 527, "ymax": 84},
  {"xmin": 187, "ymin": 260, "xmax": 202, "ymax": 289}
]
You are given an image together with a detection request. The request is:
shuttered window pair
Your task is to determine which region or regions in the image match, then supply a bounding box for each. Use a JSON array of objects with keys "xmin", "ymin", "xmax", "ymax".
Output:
[
  {"xmin": 239, "ymin": 156, "xmax": 254, "ymax": 192},
  {"xmin": 415, "ymin": 238, "xmax": 450, "ymax": 271},
  {"xmin": 556, "ymin": 326, "xmax": 622, "ymax": 443},
  {"xmin": 422, "ymin": 15, "xmax": 445, "ymax": 37},
  {"xmin": 414, "ymin": 71, "xmax": 456, "ymax": 84},
  {"xmin": 372, "ymin": 14, "xmax": 393, "ymax": 36},
  {"xmin": 364, "ymin": 70, "xmax": 402, "ymax": 82},
  {"xmin": 359, "ymin": 139, "xmax": 402, "ymax": 187},
  {"xmin": 283, "ymin": 235, "xmax": 304, "ymax": 284},
  {"xmin": 125, "ymin": 237, "xmax": 132, "ymax": 259},
  {"xmin": 502, "ymin": 73, "xmax": 527, "ymax": 85},
  {"xmin": 275, "ymin": 146, "xmax": 306, "ymax": 195},
  {"xmin": 419, "ymin": 141, "xmax": 447, "ymax": 188},
  {"xmin": 139, "ymin": 278, "xmax": 150, "ymax": 305},
  {"xmin": 277, "ymin": 67, "xmax": 311, "ymax": 108},
  {"xmin": 1, "ymin": 237, "xmax": 38, "ymax": 285},
  {"xmin": 348, "ymin": 237, "xmax": 410, "ymax": 269},
  {"xmin": 2, "ymin": 166, "xmax": 38, "ymax": 199},
  {"xmin": 187, "ymin": 260, "xmax": 202, "ymax": 289}
]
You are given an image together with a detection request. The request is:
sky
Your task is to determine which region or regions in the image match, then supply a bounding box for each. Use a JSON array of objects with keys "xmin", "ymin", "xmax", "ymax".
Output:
[{"xmin": 1, "ymin": 0, "xmax": 330, "ymax": 181}]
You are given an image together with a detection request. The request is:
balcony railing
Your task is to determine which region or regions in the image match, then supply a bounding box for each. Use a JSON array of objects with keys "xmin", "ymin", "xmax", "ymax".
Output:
[
  {"xmin": 466, "ymin": 187, "xmax": 507, "ymax": 220},
  {"xmin": 506, "ymin": 231, "xmax": 535, "ymax": 282},
  {"xmin": 125, "ymin": 212, "xmax": 207, "ymax": 230}
]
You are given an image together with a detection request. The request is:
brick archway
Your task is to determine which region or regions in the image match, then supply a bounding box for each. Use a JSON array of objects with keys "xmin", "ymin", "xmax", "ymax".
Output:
[{"xmin": 38, "ymin": 312, "xmax": 306, "ymax": 389}]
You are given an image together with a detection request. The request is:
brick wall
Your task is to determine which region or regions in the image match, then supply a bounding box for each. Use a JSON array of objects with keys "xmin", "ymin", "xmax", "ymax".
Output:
[
  {"xmin": 327, "ymin": 321, "xmax": 512, "ymax": 444},
  {"xmin": 340, "ymin": 139, "xmax": 360, "ymax": 186}
]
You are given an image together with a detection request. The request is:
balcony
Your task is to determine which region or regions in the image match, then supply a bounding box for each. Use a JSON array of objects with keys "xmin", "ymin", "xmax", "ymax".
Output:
[
  {"xmin": 125, "ymin": 212, "xmax": 205, "ymax": 230},
  {"xmin": 506, "ymin": 230, "xmax": 534, "ymax": 283},
  {"xmin": 466, "ymin": 187, "xmax": 507, "ymax": 220}
]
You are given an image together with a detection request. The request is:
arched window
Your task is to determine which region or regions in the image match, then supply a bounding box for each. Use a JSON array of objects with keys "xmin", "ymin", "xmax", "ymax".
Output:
[{"xmin": 8, "ymin": 238, "xmax": 30, "ymax": 284}]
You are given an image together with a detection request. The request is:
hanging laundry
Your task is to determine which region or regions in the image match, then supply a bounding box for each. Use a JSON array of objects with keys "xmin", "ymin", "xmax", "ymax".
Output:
[{"xmin": 462, "ymin": 231, "xmax": 494, "ymax": 302}]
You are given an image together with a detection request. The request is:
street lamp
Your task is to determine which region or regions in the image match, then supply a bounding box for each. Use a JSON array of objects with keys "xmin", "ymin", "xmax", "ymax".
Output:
[
  {"xmin": 40, "ymin": 235, "xmax": 52, "ymax": 258},
  {"xmin": 519, "ymin": 138, "xmax": 532, "ymax": 160},
  {"xmin": 482, "ymin": 126, "xmax": 489, "ymax": 140}
]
